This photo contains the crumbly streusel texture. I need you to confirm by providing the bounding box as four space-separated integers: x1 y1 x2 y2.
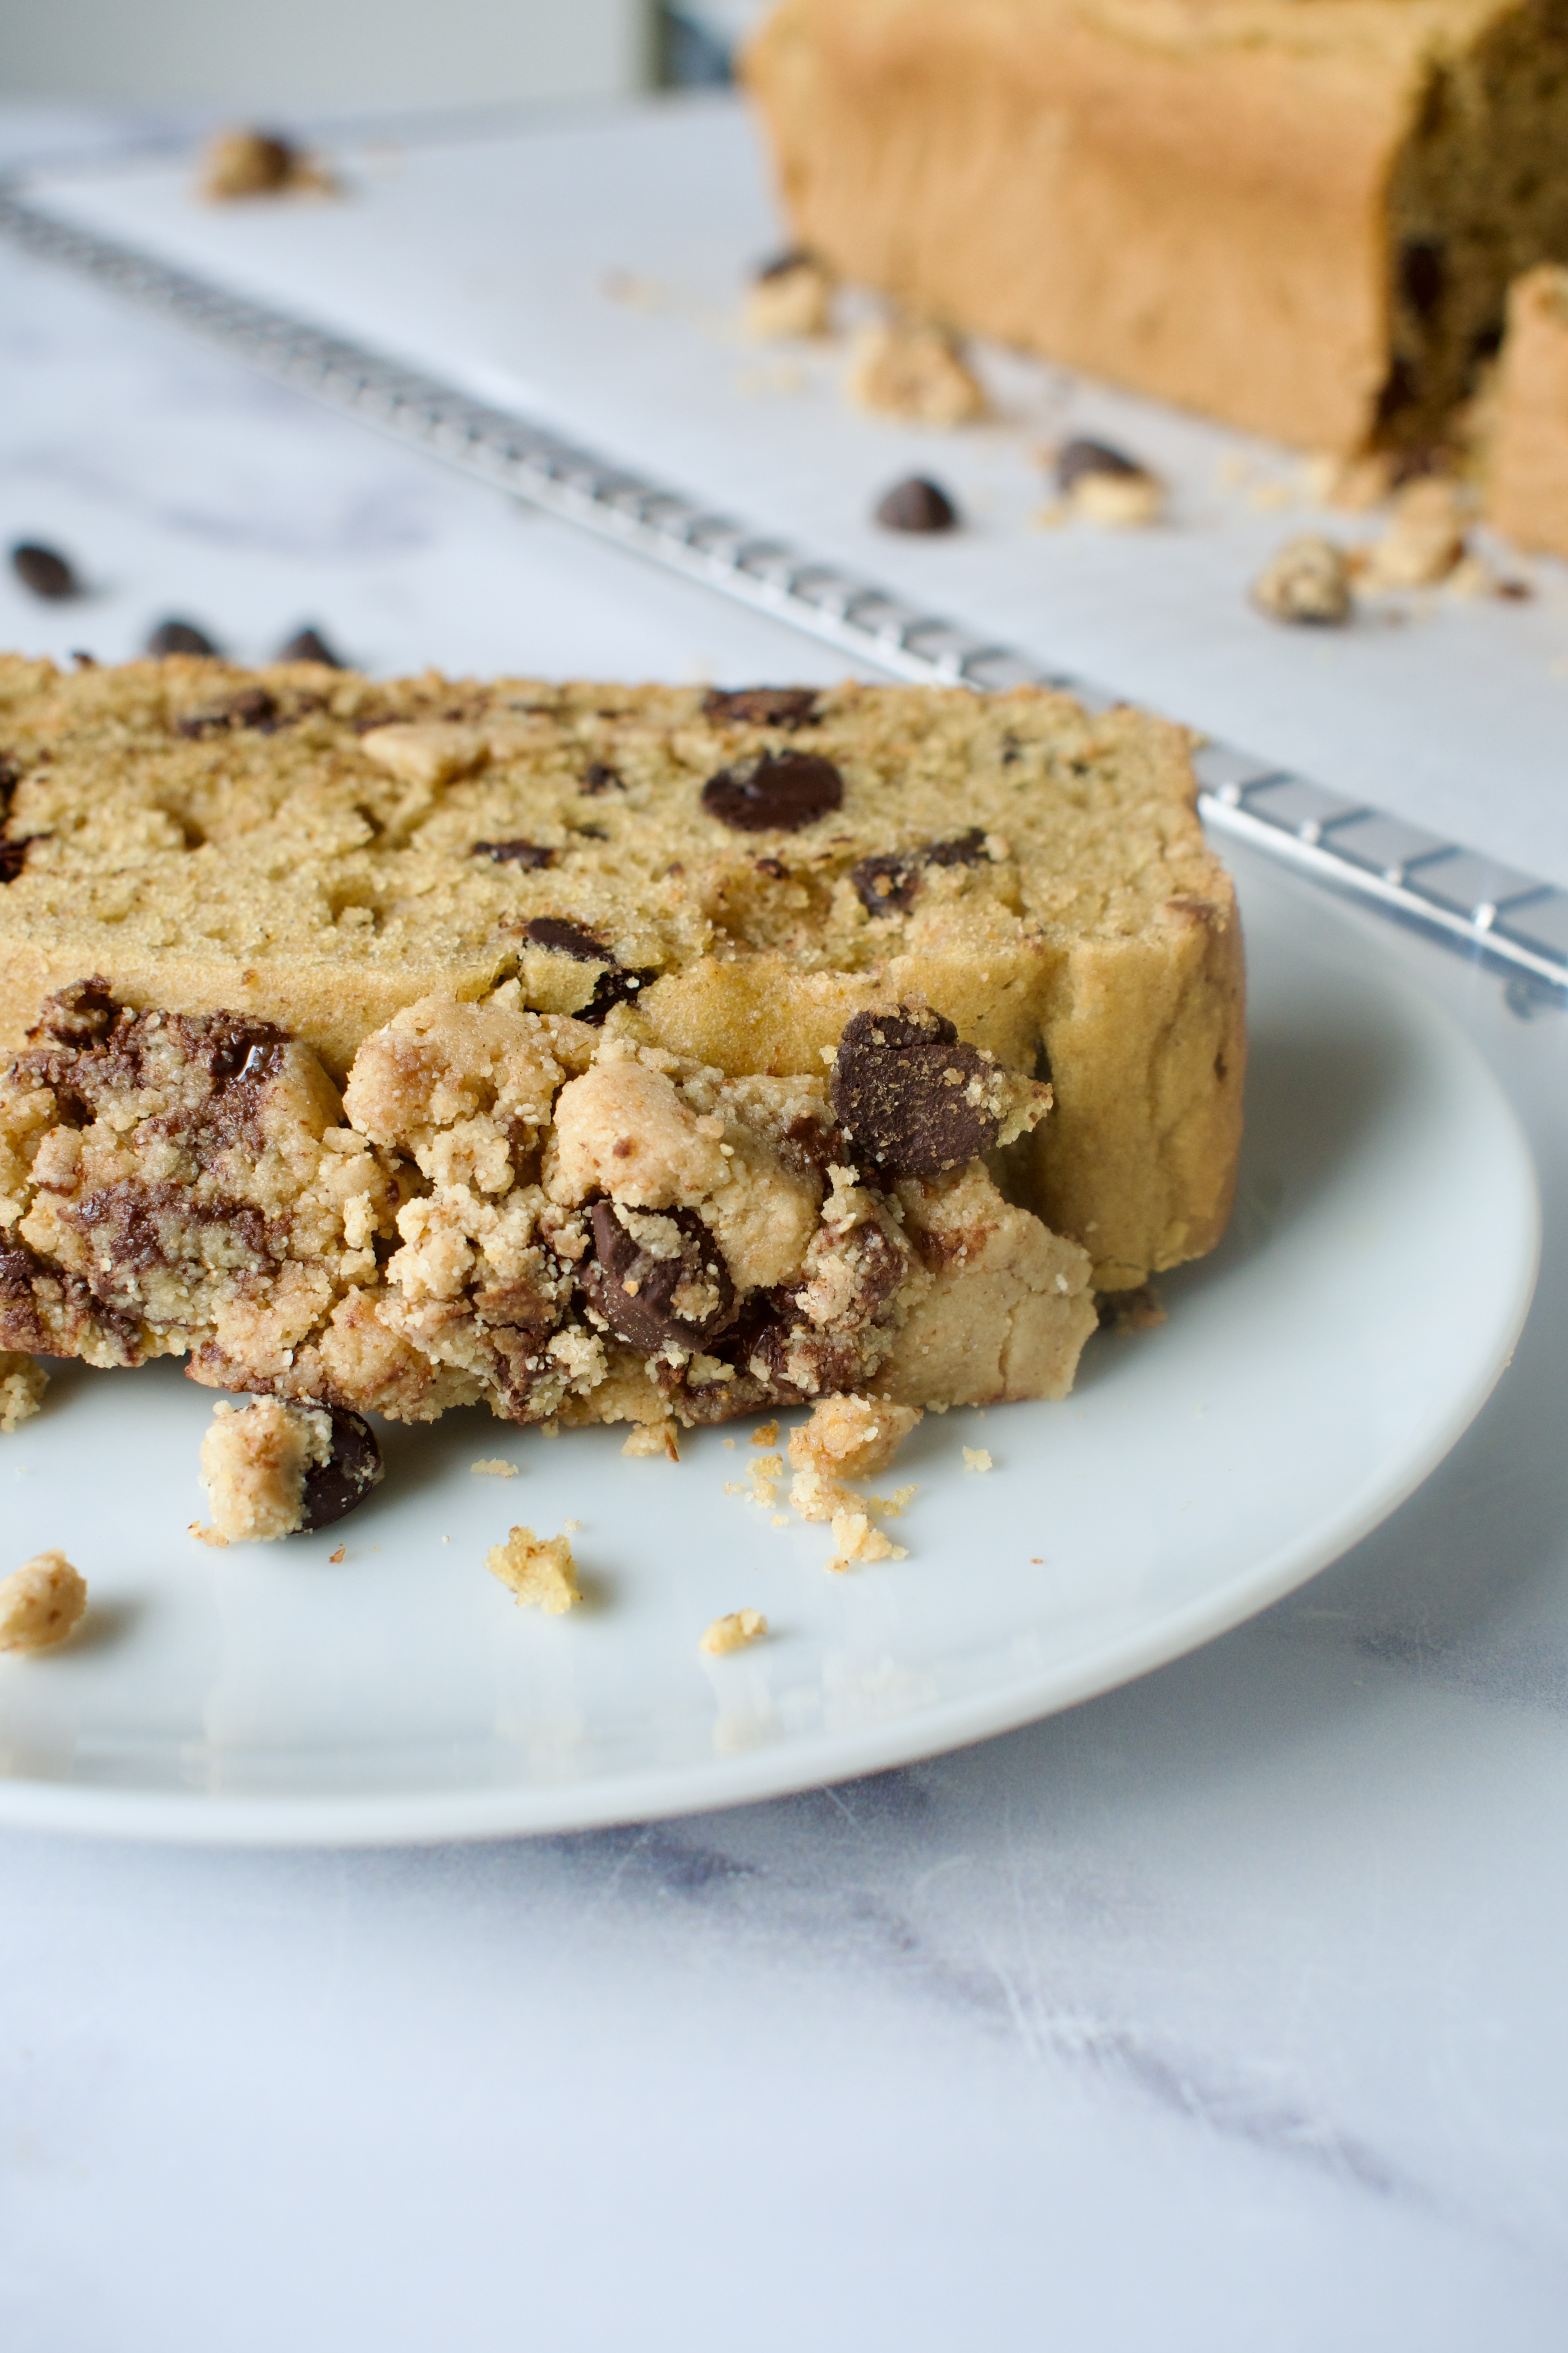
0 1349 46 1430
0 657 1243 1291
0 1549 87 1653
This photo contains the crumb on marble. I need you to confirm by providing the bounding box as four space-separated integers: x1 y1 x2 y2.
0 1549 88 1654
751 1420 780 1448
700 1607 768 1656
789 1395 922 1484
485 1525 581 1615
328 1544 346 1564
471 1457 518 1478
963 1448 994 1472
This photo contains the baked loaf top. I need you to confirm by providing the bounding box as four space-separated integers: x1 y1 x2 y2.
745 0 1568 453
0 656 1243 1286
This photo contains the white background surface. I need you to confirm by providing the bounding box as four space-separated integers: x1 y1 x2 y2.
4 99 1568 2351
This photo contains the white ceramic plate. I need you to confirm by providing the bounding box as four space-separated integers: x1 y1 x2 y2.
0 860 1538 1845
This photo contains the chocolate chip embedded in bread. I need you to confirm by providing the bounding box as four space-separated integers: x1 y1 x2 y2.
176 686 280 739
1398 239 1446 320
29 977 118 1047
851 850 921 917
702 749 843 834
831 1003 1008 1175
473 839 556 869
702 687 821 730
580 761 624 795
0 838 43 884
299 1407 384 1531
581 1202 736 1357
521 916 655 1022
277 625 343 668
1056 438 1144 491
147 618 219 659
874 477 958 533
11 543 80 601
924 828 987 869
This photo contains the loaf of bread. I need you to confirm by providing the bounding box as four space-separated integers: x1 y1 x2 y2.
1486 264 1568 553
744 0 1568 456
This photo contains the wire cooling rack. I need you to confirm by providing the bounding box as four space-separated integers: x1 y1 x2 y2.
3 181 1565 1002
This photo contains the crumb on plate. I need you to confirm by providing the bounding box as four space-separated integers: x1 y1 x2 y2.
485 1526 581 1616
0 1549 87 1655
700 1607 768 1656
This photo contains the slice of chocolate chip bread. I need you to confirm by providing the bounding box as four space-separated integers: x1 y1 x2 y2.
0 655 1243 1295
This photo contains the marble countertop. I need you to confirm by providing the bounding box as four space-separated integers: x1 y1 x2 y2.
3 103 1568 2353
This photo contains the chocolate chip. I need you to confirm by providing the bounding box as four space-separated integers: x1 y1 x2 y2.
299 1407 384 1532
756 249 815 283
1399 239 1445 319
874 477 958 533
11 543 81 601
472 839 556 869
702 749 843 834
30 977 118 1046
851 851 921 917
581 1202 736 1357
1374 359 1418 429
1056 438 1143 492
277 625 343 667
850 829 987 917
925 828 987 869
175 686 279 739
521 917 655 1022
831 1003 1006 1175
580 761 624 795
147 618 219 659
205 1019 290 1088
0 756 17 819
702 687 821 730
0 837 43 883
754 855 788 880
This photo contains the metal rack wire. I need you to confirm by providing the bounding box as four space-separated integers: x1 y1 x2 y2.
3 180 1565 999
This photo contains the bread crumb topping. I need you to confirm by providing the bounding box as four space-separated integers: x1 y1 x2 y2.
0 1548 87 1654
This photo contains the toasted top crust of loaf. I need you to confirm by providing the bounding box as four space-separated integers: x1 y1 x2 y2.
0 655 1221 1063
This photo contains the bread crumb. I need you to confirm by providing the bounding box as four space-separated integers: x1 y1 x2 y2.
189 1519 229 1548
622 1420 680 1460
744 254 833 340
751 1420 780 1447
788 1395 922 1482
485 1526 581 1616
1362 478 1469 589
1253 535 1353 626
0 1550 87 1654
963 1447 993 1472
471 1457 518 1478
1071 470 1164 527
328 1544 346 1564
0 1351 47 1431
748 1453 785 1508
865 1484 918 1518
200 1397 361 1544
563 1518 582 1534
828 1511 907 1573
847 319 986 426
700 1607 768 1656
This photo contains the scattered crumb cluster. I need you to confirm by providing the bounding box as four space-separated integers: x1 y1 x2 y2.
1253 469 1528 627
0 1350 47 1432
0 1550 88 1655
700 1608 768 1657
470 1458 518 1478
198 126 337 203
485 1525 581 1616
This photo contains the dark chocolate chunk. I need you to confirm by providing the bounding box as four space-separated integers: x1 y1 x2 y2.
755 249 816 283
1373 358 1418 429
30 977 118 1047
580 761 624 795
1469 321 1505 366
831 1003 1006 1175
521 917 655 1022
1056 438 1143 492
177 686 279 739
11 543 81 601
925 828 987 869
702 687 821 730
0 837 43 884
874 477 958 533
299 1407 384 1532
0 755 17 819
851 850 921 917
1399 239 1446 319
472 839 556 869
205 1019 290 1089
147 618 219 659
581 1202 736 1358
277 625 343 667
702 749 842 834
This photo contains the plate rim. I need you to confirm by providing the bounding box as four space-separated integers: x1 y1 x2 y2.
0 886 1541 1848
